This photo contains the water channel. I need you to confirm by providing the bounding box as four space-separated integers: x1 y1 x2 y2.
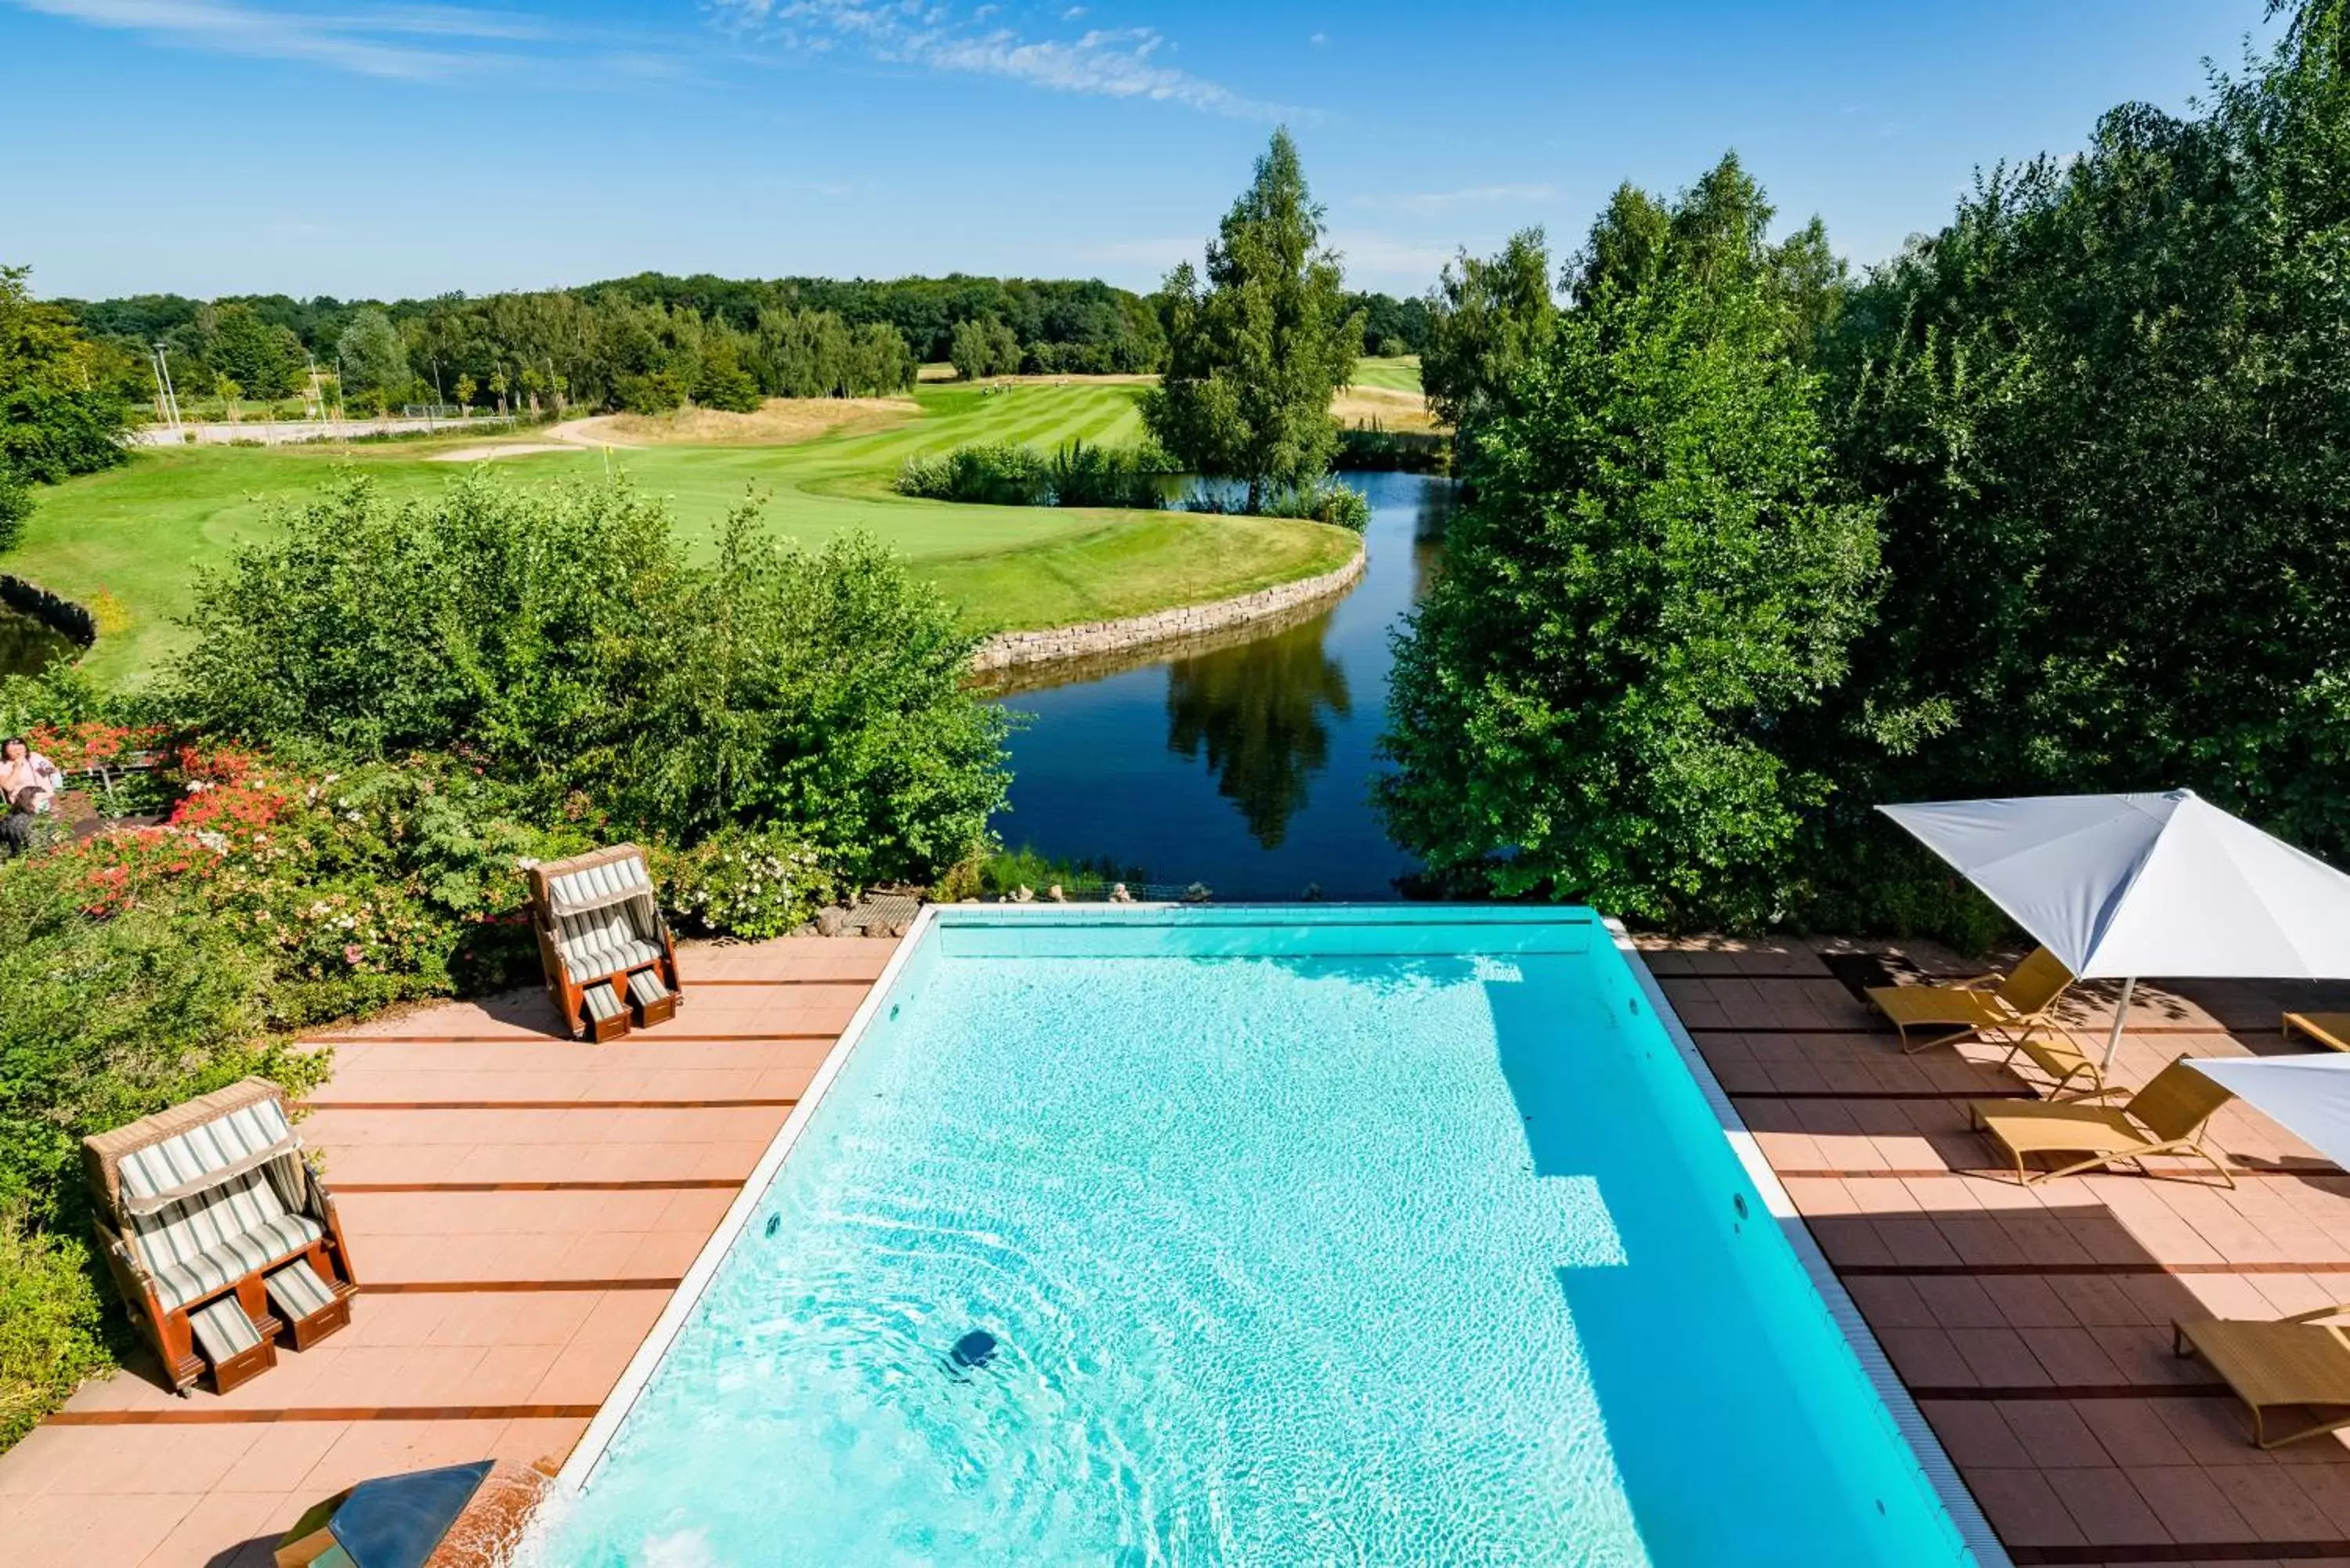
0 601 75 679
990 471 1453 900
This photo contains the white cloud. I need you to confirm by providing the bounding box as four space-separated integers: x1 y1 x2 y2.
9 0 530 78
711 1 1289 118
1352 182 1557 217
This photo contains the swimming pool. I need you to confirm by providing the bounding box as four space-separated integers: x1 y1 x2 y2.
533 907 1993 1566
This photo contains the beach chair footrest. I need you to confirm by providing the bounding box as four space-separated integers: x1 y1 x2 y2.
190 1296 275 1394
264 1259 350 1350
580 982 629 1042
627 968 676 1027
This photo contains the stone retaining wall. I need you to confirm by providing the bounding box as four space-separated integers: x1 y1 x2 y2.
971 541 1367 674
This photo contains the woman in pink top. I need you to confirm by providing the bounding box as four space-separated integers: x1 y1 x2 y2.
0 735 63 812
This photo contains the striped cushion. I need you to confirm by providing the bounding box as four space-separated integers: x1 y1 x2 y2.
582 983 623 1022
129 1162 324 1310
190 1297 262 1362
555 905 663 981
127 1165 287 1273
150 1213 324 1311
628 970 669 1005
265 1257 336 1321
117 1099 295 1212
548 854 653 915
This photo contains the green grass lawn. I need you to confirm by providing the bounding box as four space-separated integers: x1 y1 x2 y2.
1352 356 1423 393
13 380 1358 687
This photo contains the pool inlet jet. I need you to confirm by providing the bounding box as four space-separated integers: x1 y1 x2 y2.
945 1330 1000 1381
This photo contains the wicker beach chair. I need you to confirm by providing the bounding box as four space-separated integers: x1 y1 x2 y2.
527 844 682 1041
1866 945 2075 1054
84 1077 356 1394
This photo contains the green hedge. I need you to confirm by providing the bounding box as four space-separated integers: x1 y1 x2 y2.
895 439 1174 511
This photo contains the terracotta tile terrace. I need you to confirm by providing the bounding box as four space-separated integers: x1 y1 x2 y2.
14 922 2350 1565
0 935 900 1567
1644 937 2350 1568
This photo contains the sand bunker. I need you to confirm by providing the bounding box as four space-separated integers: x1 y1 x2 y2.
427 442 580 463
1332 383 1439 432
548 397 916 449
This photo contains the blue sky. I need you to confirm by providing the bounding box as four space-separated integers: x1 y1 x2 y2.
0 1 2287 302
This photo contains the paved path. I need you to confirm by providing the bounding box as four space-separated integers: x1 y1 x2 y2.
0 937 898 1566
1643 937 2350 1567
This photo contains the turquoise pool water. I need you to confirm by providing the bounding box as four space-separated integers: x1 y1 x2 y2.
536 908 1978 1566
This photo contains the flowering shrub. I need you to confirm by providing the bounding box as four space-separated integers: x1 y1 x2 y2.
166 776 287 847
233 878 454 1021
174 740 266 790
660 826 839 941
20 720 170 772
29 750 599 1028
54 826 223 916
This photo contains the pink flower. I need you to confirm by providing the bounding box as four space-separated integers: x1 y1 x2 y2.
343 943 364 966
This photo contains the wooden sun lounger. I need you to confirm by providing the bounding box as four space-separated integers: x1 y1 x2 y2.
2284 1012 2350 1053
1866 945 2075 1055
1970 1057 2235 1187
2000 1026 2107 1100
2176 1305 2350 1447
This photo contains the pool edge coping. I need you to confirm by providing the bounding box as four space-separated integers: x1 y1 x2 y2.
555 905 944 1494
1607 920 2012 1568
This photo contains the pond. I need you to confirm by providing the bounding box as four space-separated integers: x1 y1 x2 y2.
990 471 1452 899
0 600 76 679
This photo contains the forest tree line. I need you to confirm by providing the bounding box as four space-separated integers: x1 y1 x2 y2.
56 272 1433 418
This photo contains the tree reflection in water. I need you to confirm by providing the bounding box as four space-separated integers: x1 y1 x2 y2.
1164 614 1351 848
0 605 73 678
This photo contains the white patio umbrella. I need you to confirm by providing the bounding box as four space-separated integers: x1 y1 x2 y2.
1880 789 2350 1071
2187 1055 2350 1169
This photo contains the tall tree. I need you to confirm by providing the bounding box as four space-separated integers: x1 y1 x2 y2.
1380 178 1878 927
1573 183 1673 302
949 315 1019 380
1419 228 1557 463
334 309 409 410
202 303 302 400
0 263 132 502
1143 130 1365 512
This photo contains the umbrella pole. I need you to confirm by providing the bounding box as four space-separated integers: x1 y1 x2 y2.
2100 975 2137 1073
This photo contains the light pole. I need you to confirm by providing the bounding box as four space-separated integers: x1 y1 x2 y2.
153 342 183 431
